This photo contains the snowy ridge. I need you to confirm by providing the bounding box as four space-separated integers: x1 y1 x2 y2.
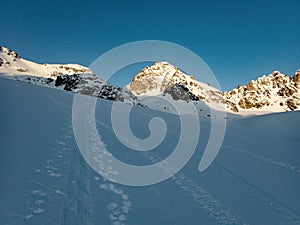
126 62 300 114
0 46 91 78
0 46 141 106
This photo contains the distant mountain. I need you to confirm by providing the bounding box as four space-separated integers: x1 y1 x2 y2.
1 46 299 113
126 62 300 113
0 46 140 105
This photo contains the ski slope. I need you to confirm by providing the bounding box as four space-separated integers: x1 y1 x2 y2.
0 77 299 225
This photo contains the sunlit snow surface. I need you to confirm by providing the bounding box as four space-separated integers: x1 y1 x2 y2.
0 77 299 225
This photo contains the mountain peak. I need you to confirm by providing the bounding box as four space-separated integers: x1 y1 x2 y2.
292 69 300 84
126 61 220 102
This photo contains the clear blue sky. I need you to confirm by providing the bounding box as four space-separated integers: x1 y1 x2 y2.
1 0 299 91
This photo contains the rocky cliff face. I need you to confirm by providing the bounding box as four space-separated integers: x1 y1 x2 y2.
54 74 140 104
224 70 300 112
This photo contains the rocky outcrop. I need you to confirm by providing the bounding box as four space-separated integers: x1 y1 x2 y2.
163 83 200 102
54 73 140 104
293 69 300 85
224 70 300 112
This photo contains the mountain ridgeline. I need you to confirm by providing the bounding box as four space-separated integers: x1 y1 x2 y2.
0 46 140 105
1 46 299 113
126 62 300 113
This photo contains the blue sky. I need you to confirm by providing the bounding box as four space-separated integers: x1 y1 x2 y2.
1 0 299 91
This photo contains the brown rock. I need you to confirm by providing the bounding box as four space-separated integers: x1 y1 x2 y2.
287 99 298 111
292 70 300 84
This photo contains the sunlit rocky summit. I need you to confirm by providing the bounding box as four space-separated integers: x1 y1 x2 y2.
126 62 223 104
126 61 300 113
224 70 300 112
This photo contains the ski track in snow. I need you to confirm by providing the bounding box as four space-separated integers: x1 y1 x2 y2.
96 122 300 225
61 140 95 225
216 162 300 224
143 152 246 225
42 96 95 224
12 122 73 224
223 145 300 175
145 147 300 225
171 172 246 225
94 112 244 224
197 140 300 224
16 93 298 224
86 114 132 225
10 117 129 225
197 138 300 176
47 94 72 109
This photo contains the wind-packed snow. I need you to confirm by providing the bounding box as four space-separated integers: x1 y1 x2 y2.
0 77 299 225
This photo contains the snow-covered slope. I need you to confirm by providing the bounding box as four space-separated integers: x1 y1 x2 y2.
0 46 91 78
0 46 140 105
126 62 300 114
1 77 299 225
